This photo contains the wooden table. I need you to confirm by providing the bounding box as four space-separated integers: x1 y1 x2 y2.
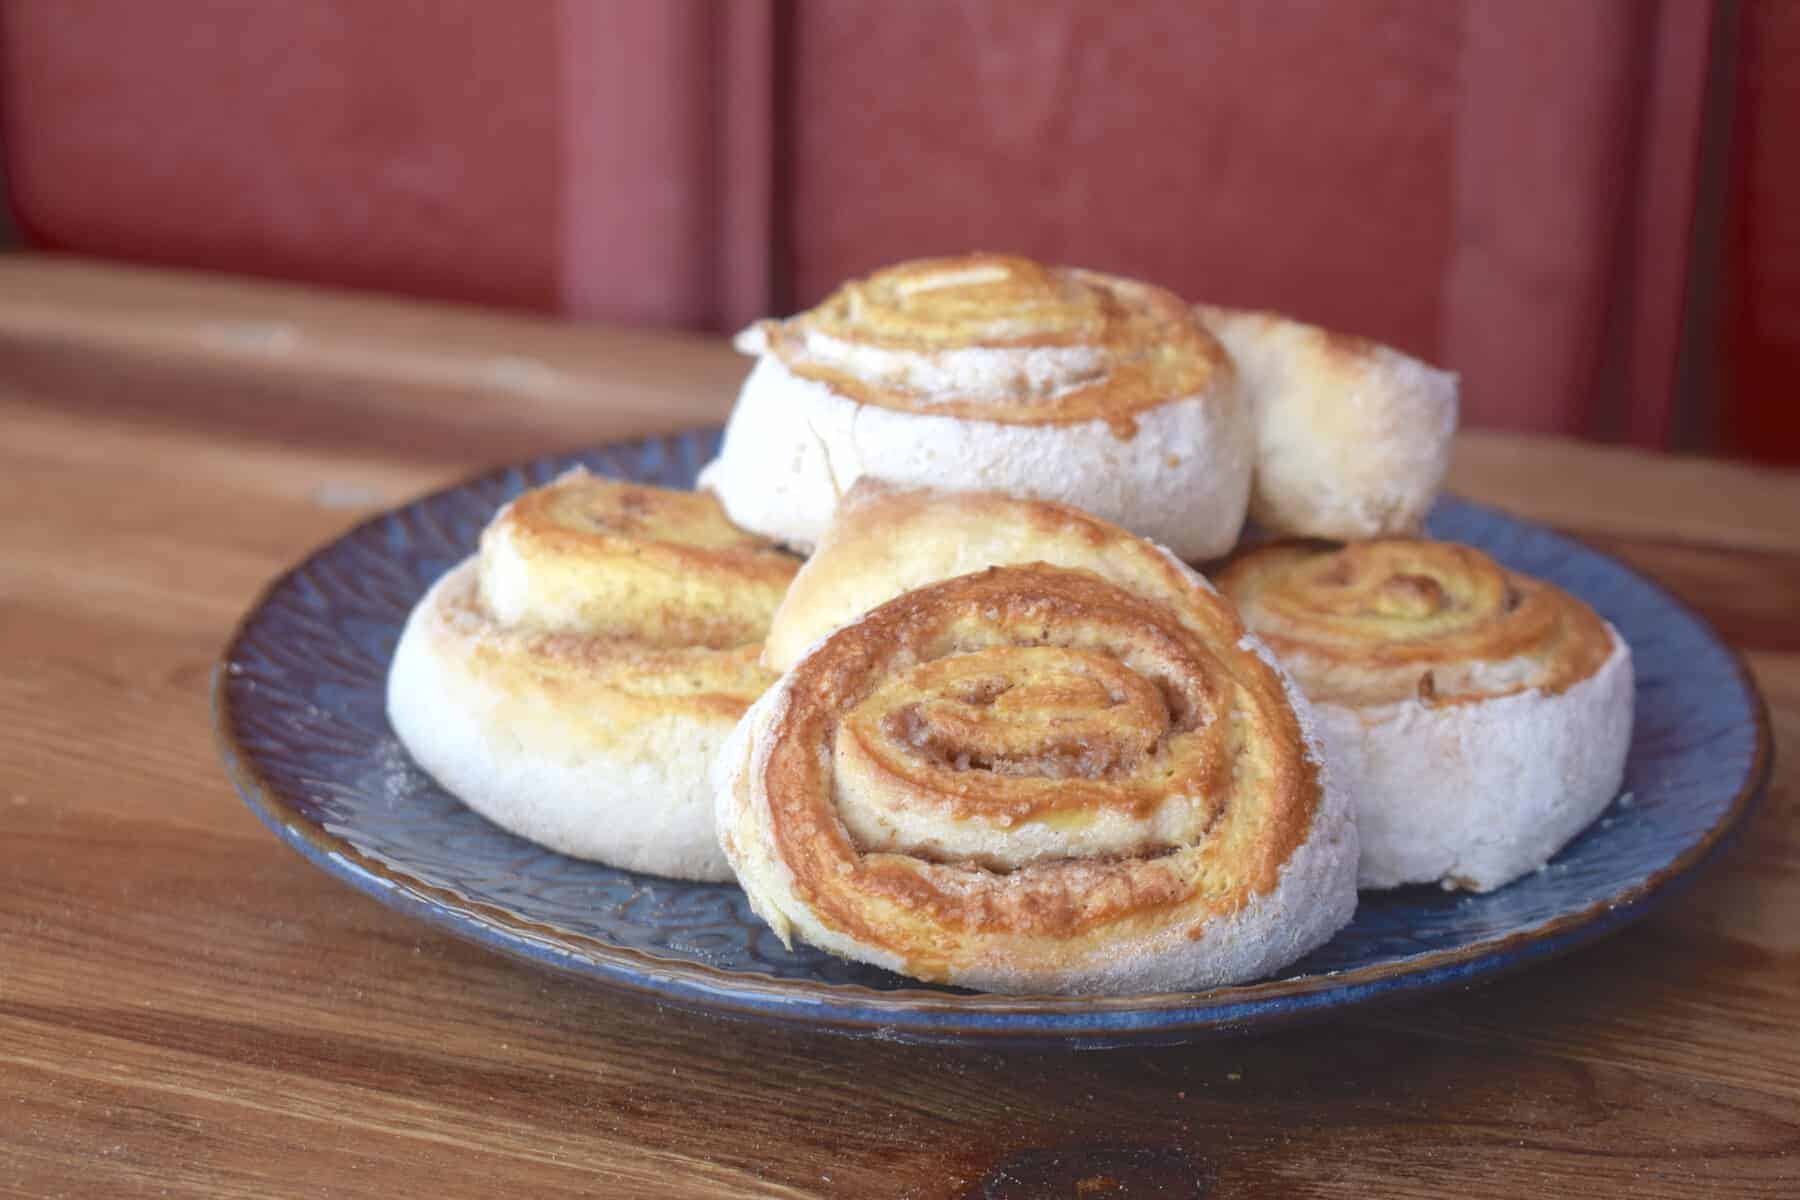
2 256 1795 1198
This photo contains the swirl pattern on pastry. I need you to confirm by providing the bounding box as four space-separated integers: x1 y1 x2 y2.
1217 539 1613 706
1218 539 1634 892
717 553 1357 995
760 254 1221 432
388 470 799 881
698 254 1252 558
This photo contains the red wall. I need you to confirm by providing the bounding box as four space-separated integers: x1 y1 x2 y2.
782 0 1705 441
2 0 1791 458
787 2 1459 361
0 0 768 329
1725 0 1800 463
2 1 564 311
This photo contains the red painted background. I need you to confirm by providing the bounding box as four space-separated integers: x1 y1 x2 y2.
1723 0 1800 461
1 1 1793 459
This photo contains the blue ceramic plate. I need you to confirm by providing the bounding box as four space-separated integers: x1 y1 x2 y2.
214 431 1770 1047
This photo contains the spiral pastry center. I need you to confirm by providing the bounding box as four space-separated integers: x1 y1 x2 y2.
1366 573 1449 620
1220 540 1611 706
751 254 1227 434
764 566 1292 877
870 647 1172 781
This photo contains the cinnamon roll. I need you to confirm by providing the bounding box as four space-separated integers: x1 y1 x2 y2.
1194 305 1458 541
1218 539 1633 892
700 254 1253 559
387 469 799 881
716 500 1356 995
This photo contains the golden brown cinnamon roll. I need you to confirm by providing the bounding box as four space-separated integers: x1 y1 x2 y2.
1218 539 1634 892
715 489 1355 995
387 469 799 881
700 254 1252 559
1194 305 1458 541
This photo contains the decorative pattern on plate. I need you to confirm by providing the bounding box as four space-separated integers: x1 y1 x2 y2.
214 430 1770 1045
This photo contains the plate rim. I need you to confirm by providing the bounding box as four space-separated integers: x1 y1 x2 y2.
212 440 1775 1045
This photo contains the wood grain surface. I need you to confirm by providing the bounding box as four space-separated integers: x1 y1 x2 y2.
1 256 1795 1198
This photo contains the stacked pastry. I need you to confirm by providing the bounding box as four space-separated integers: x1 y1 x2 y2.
699 253 1252 559
386 250 1636 996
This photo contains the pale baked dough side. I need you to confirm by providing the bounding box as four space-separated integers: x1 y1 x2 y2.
699 352 1252 560
764 479 1234 674
1317 630 1635 892
388 560 744 882
1216 538 1633 893
1196 305 1457 540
